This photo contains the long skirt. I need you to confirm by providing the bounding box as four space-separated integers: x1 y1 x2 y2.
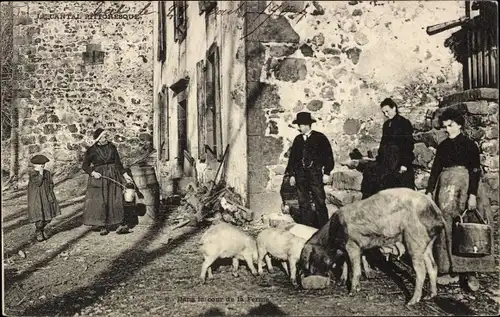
83 164 125 227
432 166 495 274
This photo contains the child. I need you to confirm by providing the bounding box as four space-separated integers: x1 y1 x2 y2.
27 154 60 242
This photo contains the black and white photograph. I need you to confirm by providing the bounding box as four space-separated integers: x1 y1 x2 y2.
1 1 499 316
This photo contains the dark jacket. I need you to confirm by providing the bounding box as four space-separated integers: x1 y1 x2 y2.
377 114 415 170
285 130 334 176
27 170 60 222
426 133 481 196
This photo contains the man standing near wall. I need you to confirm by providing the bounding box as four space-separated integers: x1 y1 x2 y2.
284 112 334 229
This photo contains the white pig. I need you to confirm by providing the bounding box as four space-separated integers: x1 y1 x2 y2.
256 228 307 286
199 222 258 283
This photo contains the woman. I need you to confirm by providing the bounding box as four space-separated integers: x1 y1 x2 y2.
426 108 495 291
82 128 134 235
361 98 415 199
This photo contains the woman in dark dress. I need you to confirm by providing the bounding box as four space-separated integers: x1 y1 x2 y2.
361 98 415 199
426 108 495 292
82 128 134 235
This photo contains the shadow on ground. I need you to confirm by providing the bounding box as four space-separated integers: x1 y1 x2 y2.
20 209 202 316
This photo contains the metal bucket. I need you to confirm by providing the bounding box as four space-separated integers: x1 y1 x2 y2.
452 208 492 257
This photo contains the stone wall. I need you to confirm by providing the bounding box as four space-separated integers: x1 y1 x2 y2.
245 0 465 213
10 1 154 184
331 88 499 211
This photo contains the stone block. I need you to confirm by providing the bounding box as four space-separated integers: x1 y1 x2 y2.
274 58 307 82
484 126 499 140
354 32 369 46
268 44 298 57
325 189 362 207
439 88 499 108
346 47 361 65
311 1 325 15
323 47 341 55
483 173 499 205
300 44 314 57
414 171 430 190
481 155 499 171
282 1 305 13
248 136 283 193
331 170 363 191
464 126 485 141
463 101 490 115
311 33 325 46
481 140 499 156
413 143 435 168
488 102 499 115
246 42 266 81
247 82 281 110
244 13 300 43
307 100 323 111
343 118 361 135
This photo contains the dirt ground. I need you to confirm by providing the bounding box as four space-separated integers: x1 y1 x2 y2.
2 177 500 316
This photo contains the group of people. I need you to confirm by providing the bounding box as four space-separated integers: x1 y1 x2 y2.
27 97 493 292
27 127 136 241
283 98 494 292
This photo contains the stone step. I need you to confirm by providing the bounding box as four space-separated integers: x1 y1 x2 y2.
438 88 498 108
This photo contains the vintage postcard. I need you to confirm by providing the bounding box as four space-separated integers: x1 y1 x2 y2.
2 1 499 316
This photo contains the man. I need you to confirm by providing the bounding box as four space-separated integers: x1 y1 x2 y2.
284 112 334 229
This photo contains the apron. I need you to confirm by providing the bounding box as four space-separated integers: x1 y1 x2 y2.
432 166 495 273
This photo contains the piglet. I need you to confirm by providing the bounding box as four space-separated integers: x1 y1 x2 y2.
199 222 258 283
256 228 307 286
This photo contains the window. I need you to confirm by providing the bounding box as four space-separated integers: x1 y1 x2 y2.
169 78 190 171
204 44 223 161
83 44 104 65
198 1 216 14
173 1 187 43
158 1 167 62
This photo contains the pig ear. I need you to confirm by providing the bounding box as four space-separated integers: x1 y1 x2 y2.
329 213 347 248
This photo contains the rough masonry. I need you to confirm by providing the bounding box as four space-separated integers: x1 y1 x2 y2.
9 1 154 184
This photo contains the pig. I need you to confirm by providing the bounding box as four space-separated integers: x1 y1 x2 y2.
256 228 307 286
282 223 373 284
199 222 258 283
299 188 452 306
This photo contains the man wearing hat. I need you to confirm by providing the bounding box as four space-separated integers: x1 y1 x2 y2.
28 154 60 241
82 128 134 235
284 112 335 229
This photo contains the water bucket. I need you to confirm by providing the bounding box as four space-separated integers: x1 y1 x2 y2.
130 165 160 225
452 208 492 257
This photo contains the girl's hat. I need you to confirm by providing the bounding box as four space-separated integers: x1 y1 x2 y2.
31 154 49 164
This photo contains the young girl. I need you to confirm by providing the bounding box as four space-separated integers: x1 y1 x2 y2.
27 154 60 242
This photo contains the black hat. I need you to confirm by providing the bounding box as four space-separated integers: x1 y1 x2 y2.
93 128 105 140
292 112 316 125
31 154 49 164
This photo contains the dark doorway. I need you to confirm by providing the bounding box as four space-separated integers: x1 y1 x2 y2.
177 99 187 174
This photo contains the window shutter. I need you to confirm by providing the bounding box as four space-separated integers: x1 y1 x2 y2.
160 85 169 160
196 60 207 162
213 45 223 161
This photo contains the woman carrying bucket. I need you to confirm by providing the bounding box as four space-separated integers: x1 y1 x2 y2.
426 108 495 292
82 128 134 235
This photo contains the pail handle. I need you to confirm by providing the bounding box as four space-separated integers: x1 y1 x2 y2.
458 208 488 225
